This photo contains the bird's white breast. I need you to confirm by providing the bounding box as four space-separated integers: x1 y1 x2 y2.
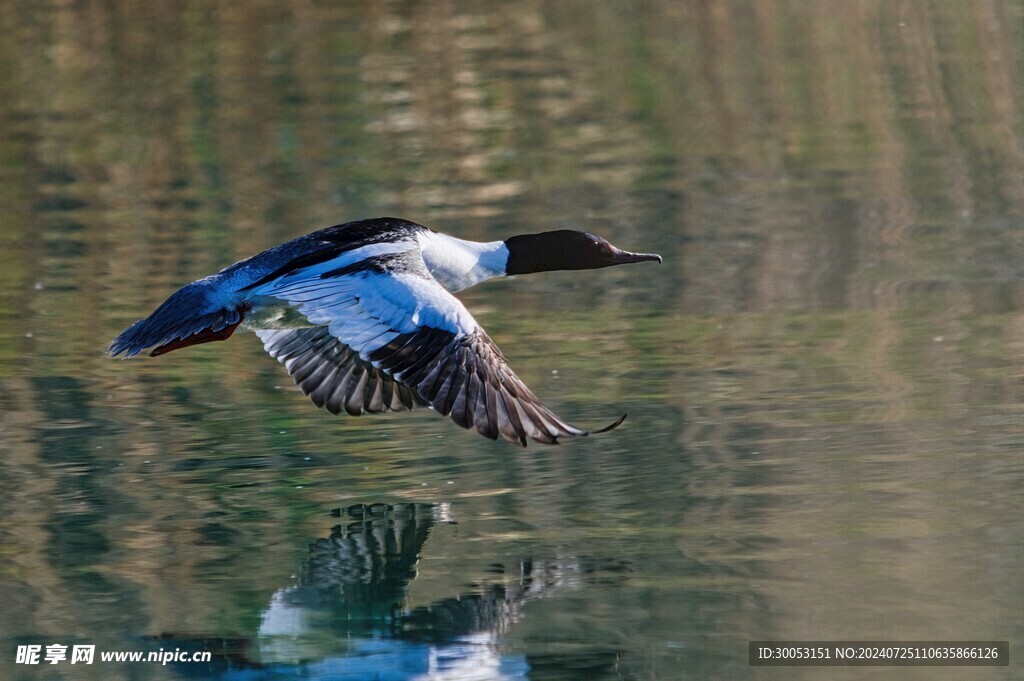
417 231 509 292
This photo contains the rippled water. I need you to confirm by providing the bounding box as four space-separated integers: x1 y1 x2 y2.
2 2 1024 680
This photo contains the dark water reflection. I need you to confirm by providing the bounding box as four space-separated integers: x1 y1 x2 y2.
3 1 1024 680
152 503 620 680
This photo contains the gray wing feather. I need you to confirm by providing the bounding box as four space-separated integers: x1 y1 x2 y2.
258 328 425 415
369 328 588 445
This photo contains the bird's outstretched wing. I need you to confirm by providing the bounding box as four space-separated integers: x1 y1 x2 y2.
252 250 613 445
257 327 426 415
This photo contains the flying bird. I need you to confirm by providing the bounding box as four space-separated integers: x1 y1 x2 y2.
108 217 661 445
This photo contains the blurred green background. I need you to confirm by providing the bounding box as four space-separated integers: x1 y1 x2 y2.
2 2 1024 679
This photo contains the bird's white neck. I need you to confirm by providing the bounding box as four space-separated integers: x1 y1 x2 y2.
417 231 509 292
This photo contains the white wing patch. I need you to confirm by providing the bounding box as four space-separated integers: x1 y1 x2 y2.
253 250 478 358
257 241 410 289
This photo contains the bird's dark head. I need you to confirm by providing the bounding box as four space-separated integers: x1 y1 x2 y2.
504 230 662 276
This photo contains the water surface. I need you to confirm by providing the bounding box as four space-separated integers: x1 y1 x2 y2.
2 2 1024 679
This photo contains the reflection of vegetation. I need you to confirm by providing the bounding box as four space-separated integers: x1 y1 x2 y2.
1 2 1023 679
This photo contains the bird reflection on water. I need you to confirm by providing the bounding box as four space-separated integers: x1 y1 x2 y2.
151 503 626 680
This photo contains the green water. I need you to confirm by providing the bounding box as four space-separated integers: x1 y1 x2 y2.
2 2 1024 679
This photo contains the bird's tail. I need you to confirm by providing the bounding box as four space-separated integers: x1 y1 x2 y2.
107 281 243 358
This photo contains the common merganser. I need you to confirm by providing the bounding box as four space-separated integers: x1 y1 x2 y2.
108 217 661 445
